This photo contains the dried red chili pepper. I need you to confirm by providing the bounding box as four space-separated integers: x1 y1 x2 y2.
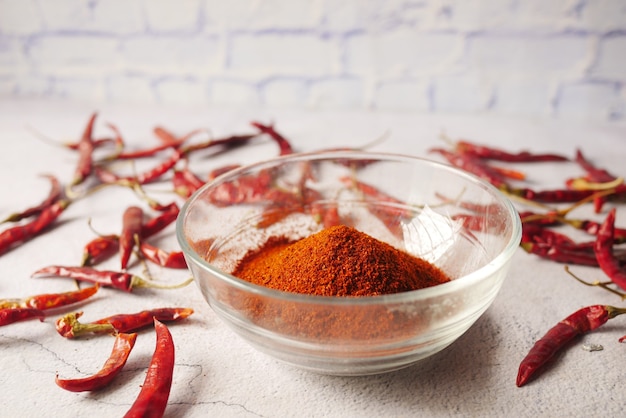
139 242 187 269
180 134 257 155
55 332 137 392
429 148 510 188
32 265 193 293
0 307 45 326
0 286 98 310
0 199 70 256
70 112 97 187
82 234 119 266
96 149 182 186
520 242 599 267
123 319 174 418
1 174 61 224
120 206 144 270
55 307 193 338
140 204 180 237
517 305 626 387
594 208 626 291
207 164 241 181
454 140 569 162
172 166 205 198
206 169 274 206
504 187 597 203
251 121 294 155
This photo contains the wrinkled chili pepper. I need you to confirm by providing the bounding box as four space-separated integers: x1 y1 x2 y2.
180 133 258 155
1 174 62 224
251 121 294 155
82 234 119 266
55 307 193 338
206 169 274 206
207 164 241 181
0 199 70 256
123 319 174 418
32 265 193 293
172 166 205 198
120 206 144 270
96 149 182 186
0 286 98 310
454 140 569 162
504 187 597 203
0 307 45 326
139 242 187 269
594 208 626 291
55 332 137 392
429 148 510 188
520 242 600 267
517 305 626 387
70 112 97 187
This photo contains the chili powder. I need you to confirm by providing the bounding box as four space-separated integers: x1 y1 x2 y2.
233 225 450 296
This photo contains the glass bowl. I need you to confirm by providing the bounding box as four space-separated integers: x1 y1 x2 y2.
177 151 521 376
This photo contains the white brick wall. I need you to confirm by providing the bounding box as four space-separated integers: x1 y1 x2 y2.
0 0 625 120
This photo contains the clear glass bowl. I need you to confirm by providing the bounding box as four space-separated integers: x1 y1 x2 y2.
177 151 521 376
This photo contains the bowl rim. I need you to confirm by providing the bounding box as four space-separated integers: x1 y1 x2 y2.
176 150 522 305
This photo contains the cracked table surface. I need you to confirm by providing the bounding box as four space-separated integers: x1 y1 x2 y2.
1 99 625 418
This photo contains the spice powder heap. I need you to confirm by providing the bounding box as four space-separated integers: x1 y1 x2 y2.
233 225 450 296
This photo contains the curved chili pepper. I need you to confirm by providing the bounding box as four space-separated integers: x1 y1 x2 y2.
505 187 596 203
0 286 99 310
0 307 45 326
97 149 182 186
455 140 569 162
31 265 193 293
123 319 174 418
520 242 599 267
71 112 97 187
180 134 257 155
55 332 137 392
55 307 193 338
517 305 626 387
140 204 179 237
0 199 70 257
1 174 61 224
594 208 626 291
139 242 187 269
251 121 294 155
120 206 144 270
429 148 510 188
172 166 204 198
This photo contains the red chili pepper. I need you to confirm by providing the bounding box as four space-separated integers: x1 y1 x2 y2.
172 166 205 198
521 224 577 247
520 242 599 266
1 174 61 224
455 140 569 162
206 169 274 206
563 217 626 244
0 286 99 310
55 332 137 392
71 112 97 187
429 148 509 188
180 134 258 155
140 204 180 237
594 208 626 291
120 206 144 270
32 265 193 293
55 307 193 338
517 305 626 387
82 234 120 266
505 187 597 203
123 319 175 418
139 242 187 269
0 307 46 326
96 149 182 186
573 148 616 183
250 121 294 155
0 199 70 257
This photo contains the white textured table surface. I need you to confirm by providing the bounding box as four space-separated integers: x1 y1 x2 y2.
1 100 625 418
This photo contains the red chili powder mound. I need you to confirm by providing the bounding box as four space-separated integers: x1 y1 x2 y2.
233 225 450 296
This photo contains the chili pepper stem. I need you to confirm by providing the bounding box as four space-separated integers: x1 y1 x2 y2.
56 312 116 338
132 276 194 290
564 266 626 299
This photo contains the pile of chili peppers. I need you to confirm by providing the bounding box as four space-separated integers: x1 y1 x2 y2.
1 112 625 414
430 137 626 387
